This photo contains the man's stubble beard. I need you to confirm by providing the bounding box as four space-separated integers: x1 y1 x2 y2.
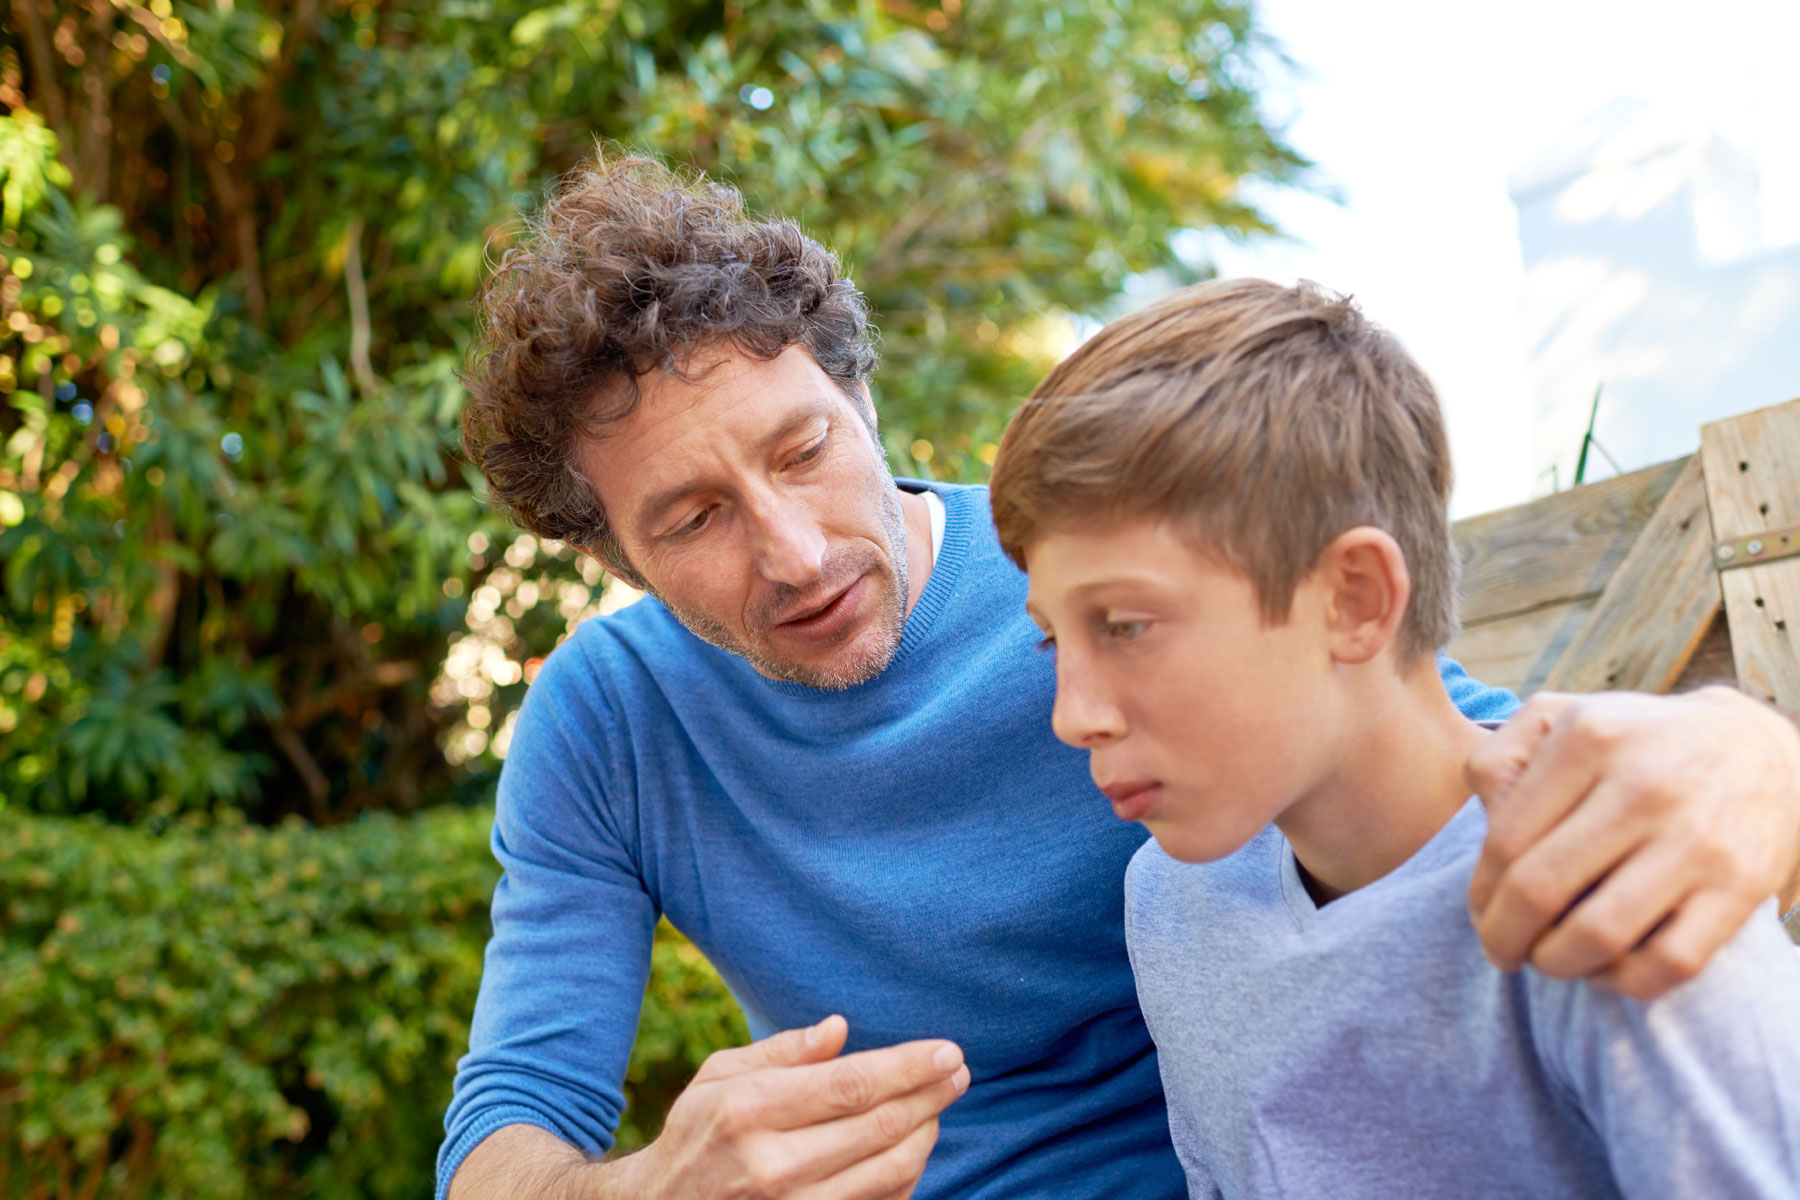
649 479 912 691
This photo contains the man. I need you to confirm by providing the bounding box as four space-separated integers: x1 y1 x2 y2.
440 155 1800 1200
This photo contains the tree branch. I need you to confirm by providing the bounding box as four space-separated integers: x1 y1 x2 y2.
344 216 377 394
9 0 71 148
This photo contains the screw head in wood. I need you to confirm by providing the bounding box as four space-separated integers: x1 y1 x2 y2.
1718 544 1736 562
1748 539 1765 555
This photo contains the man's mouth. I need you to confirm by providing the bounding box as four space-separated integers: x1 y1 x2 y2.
771 573 869 643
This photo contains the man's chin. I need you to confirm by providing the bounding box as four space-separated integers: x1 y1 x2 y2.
749 624 904 690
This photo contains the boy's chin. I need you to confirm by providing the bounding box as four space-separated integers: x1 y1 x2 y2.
1146 814 1265 864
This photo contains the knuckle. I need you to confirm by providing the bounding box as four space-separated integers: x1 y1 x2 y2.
715 1089 762 1138
746 1144 796 1198
1482 826 1528 867
830 1060 877 1111
1568 913 1629 961
1605 962 1657 1002
886 1137 934 1193
1652 941 1706 985
1566 711 1618 755
1627 773 1683 818
1519 692 1561 723
869 1099 912 1145
1505 861 1565 923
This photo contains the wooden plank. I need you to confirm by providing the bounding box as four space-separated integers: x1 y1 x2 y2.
1700 398 1800 716
1448 597 1598 697
1452 457 1687 627
1542 455 1721 693
1671 611 1738 693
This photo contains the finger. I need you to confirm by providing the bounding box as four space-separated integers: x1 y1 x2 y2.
1466 693 1570 912
1523 828 1693 978
1468 694 1601 923
793 1112 942 1200
752 1039 966 1130
760 1066 968 1188
694 1014 848 1084
1471 777 1651 971
1595 888 1758 1001
1464 691 1569 806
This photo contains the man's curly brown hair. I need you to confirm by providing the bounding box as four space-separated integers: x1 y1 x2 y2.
461 153 879 579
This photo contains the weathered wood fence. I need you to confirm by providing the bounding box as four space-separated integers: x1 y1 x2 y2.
1448 395 1800 717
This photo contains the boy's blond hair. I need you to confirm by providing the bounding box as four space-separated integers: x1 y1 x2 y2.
990 278 1459 661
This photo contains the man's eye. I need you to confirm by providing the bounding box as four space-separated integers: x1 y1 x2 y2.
674 508 712 537
790 438 826 467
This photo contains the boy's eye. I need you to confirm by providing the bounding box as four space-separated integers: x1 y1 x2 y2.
1103 619 1148 642
1035 635 1057 653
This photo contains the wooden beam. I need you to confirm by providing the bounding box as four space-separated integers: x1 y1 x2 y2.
1700 397 1800 716
1542 455 1721 694
1453 457 1686 628
1671 612 1737 694
1447 597 1597 697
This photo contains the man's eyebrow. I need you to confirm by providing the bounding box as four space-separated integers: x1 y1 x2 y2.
631 404 831 535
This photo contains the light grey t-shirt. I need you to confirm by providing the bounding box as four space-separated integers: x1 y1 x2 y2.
1125 797 1800 1199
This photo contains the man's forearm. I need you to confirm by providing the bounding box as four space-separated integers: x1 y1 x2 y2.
448 1124 653 1200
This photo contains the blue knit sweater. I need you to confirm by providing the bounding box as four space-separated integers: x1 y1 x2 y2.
438 481 1518 1199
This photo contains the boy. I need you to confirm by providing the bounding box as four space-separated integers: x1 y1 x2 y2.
987 278 1800 1197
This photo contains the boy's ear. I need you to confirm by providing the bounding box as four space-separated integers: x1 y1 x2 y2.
1319 527 1410 666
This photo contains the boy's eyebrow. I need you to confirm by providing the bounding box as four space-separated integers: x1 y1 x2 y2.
1061 573 1174 600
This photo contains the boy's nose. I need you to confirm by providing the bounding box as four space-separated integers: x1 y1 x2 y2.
1051 659 1127 748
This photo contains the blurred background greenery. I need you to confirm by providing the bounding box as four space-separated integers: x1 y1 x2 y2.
0 0 1299 1194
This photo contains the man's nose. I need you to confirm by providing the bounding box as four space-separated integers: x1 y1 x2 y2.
1050 654 1127 749
747 493 827 587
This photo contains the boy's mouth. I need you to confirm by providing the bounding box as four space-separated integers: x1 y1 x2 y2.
1097 780 1162 822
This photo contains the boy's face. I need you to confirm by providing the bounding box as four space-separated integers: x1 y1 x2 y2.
1025 519 1342 862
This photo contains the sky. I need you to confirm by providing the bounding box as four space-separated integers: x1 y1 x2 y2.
1196 0 1800 517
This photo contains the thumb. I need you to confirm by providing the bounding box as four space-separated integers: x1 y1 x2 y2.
694 1014 848 1083
1466 692 1572 916
1466 691 1569 810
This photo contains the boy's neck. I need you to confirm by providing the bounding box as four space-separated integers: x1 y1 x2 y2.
1277 659 1490 906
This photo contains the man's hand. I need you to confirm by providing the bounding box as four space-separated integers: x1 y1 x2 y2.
613 1013 968 1200
451 1015 969 1200
1466 687 1800 1001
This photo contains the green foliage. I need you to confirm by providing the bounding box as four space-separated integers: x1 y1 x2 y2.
0 0 1299 819
0 807 747 1198
1 1 1295 1188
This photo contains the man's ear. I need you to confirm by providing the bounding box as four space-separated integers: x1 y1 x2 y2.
1318 526 1410 666
577 544 641 590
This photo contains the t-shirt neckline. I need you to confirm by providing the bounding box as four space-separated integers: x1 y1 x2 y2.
758 479 975 699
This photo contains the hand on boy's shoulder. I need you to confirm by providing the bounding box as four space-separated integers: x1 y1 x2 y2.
1463 687 1800 1000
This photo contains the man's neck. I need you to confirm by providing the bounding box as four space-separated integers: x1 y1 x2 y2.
1276 663 1490 905
898 485 934 617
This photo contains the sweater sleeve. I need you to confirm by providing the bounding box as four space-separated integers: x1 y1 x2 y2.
1436 652 1521 722
436 641 658 1200
1526 900 1800 1199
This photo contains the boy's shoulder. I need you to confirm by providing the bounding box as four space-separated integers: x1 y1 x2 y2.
1522 895 1800 1073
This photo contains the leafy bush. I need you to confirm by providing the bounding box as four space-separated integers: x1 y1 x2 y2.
0 0 1300 821
0 808 747 1199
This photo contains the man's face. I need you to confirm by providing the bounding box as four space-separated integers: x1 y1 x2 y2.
575 345 909 689
1024 519 1339 862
